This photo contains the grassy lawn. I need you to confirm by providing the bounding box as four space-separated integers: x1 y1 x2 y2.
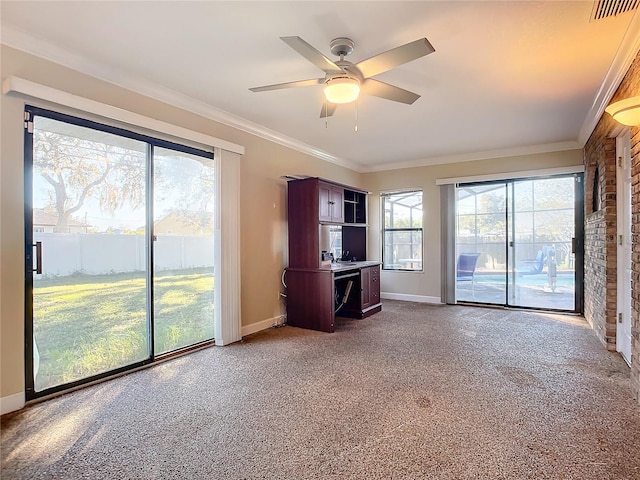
33 268 214 391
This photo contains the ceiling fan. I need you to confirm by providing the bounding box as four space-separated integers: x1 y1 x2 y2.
249 36 435 118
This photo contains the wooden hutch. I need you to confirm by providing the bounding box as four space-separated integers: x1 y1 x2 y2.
285 177 382 332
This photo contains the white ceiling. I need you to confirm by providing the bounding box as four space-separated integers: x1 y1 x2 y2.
1 1 639 172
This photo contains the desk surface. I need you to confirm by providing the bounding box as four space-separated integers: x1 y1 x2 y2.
287 261 381 274
329 261 381 272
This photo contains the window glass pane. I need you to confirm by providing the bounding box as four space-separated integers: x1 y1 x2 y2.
514 181 533 211
384 231 423 270
153 147 215 355
533 177 574 210
383 191 423 228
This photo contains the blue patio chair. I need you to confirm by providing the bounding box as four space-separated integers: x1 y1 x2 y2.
518 250 545 275
457 253 481 283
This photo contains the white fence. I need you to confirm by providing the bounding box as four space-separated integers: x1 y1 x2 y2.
34 233 214 277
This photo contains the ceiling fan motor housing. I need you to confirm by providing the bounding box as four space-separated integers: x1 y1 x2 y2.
330 38 355 57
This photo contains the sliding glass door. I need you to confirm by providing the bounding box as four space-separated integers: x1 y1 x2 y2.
455 174 582 312
25 107 215 398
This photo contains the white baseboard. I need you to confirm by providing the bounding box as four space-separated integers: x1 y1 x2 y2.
1 392 25 415
241 315 285 337
381 292 443 304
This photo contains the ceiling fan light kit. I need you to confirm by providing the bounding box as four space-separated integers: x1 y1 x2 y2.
249 35 435 119
605 96 640 126
324 77 360 104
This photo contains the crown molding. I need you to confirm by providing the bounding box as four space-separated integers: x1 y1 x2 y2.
435 164 585 186
1 26 362 172
578 8 640 146
362 141 581 173
4 19 632 173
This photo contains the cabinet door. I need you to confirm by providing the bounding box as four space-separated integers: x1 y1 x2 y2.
319 182 344 223
318 182 332 222
329 187 344 223
361 266 380 310
361 266 372 309
286 270 335 332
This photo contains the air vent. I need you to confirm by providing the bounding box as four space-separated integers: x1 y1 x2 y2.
591 0 639 21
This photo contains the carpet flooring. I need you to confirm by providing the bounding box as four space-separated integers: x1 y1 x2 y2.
2 300 640 479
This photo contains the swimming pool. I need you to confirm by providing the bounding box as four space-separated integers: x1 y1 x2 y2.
472 272 575 288
457 272 576 310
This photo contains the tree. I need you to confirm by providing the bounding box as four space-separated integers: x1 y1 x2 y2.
153 152 215 233
34 125 216 235
34 129 146 233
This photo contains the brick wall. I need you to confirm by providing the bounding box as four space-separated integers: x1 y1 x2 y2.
584 129 617 350
584 49 640 402
632 129 640 401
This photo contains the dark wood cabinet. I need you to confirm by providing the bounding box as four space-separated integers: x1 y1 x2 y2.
288 177 366 268
286 177 381 332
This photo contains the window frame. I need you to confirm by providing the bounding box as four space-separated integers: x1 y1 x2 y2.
381 190 424 272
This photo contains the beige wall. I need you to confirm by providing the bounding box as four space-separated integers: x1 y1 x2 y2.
362 151 584 300
0 46 360 399
0 44 582 404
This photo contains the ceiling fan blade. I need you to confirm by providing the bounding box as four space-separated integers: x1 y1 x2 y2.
249 78 324 93
356 38 435 78
280 36 344 75
361 79 420 105
320 102 337 118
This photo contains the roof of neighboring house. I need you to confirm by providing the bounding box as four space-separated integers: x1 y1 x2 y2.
33 209 87 227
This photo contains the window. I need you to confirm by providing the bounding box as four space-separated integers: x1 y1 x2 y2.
382 190 423 271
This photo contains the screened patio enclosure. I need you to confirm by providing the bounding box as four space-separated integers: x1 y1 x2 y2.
455 175 582 312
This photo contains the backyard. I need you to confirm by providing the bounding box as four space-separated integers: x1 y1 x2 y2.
33 268 214 391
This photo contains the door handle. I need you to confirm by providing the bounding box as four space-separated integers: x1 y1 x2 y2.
33 241 42 275
571 238 576 254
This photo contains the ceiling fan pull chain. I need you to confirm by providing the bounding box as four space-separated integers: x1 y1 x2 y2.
354 98 358 133
325 98 329 128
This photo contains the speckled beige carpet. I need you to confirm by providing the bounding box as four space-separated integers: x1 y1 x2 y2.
2 300 640 479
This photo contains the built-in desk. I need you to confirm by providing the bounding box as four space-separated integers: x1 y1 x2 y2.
285 177 381 333
286 262 382 333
